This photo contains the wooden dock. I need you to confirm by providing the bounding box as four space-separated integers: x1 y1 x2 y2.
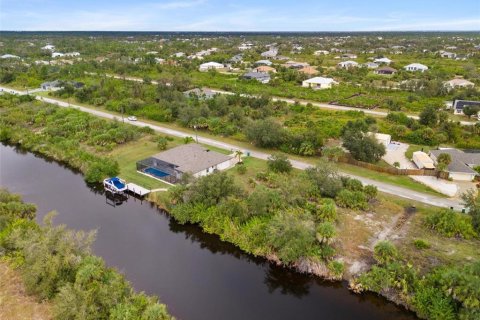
126 183 150 196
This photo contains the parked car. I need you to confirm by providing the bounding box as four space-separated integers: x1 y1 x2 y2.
127 116 137 121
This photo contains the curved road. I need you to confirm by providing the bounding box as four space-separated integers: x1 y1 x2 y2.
1 85 464 209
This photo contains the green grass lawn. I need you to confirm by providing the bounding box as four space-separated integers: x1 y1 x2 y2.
337 162 445 197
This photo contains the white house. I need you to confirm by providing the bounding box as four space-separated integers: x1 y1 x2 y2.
443 78 475 90
52 52 65 58
374 57 392 64
0 54 20 59
261 49 278 58
404 63 428 72
198 62 224 72
41 44 55 51
302 77 338 90
64 52 80 57
314 50 329 55
412 151 435 169
371 133 391 147
337 60 358 69
363 62 379 69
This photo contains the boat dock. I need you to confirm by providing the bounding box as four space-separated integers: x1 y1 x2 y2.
126 183 151 196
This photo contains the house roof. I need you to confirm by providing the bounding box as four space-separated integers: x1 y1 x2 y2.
255 60 272 66
243 72 270 80
298 66 318 75
430 149 480 174
413 151 435 169
376 66 397 73
304 76 336 84
453 100 480 110
444 79 474 87
404 63 428 69
151 144 232 174
255 66 276 73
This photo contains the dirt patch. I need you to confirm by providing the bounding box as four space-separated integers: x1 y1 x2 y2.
0 261 52 320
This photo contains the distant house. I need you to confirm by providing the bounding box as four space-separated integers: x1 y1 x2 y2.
41 80 63 91
374 57 392 64
412 151 435 169
341 53 357 59
375 66 397 75
52 52 65 58
255 60 273 66
404 63 428 72
41 44 55 51
452 100 480 116
443 78 475 90
154 57 165 64
228 54 243 63
430 149 480 181
254 65 276 73
363 62 379 69
298 66 318 76
337 60 358 69
136 144 237 183
302 76 338 90
439 51 457 59
172 52 185 58
238 43 253 51
0 54 20 59
261 49 278 58
183 88 217 99
283 61 309 69
199 62 224 72
242 72 270 84
314 50 329 55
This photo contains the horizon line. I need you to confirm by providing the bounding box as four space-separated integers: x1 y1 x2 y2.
1 30 480 33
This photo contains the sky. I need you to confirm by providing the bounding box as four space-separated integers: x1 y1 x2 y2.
1 0 479 31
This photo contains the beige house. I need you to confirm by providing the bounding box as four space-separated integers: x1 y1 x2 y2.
254 65 276 73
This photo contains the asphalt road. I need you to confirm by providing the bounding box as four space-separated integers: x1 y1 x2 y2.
0 85 465 210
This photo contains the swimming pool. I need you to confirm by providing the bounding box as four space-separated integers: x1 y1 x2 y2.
144 167 170 178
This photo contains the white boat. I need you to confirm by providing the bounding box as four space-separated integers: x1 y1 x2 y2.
103 177 127 193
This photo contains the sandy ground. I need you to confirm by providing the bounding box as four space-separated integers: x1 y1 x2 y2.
0 262 51 320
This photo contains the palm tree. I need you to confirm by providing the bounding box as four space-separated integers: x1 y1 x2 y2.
235 150 243 163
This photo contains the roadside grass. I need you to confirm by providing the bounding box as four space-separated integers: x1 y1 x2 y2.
337 162 445 197
405 144 432 160
229 156 269 190
0 261 52 320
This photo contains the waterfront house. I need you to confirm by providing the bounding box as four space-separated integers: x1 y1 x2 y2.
136 144 237 183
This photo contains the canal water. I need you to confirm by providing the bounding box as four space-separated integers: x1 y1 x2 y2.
0 144 417 320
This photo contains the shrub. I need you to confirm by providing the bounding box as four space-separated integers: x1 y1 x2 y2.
267 153 292 173
373 240 398 265
424 209 477 239
236 164 247 175
363 185 378 200
413 239 431 250
317 199 337 222
327 260 345 280
335 189 368 210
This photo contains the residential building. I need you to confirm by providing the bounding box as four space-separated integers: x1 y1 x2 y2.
0 54 20 59
452 100 480 116
374 57 392 64
254 66 276 73
430 149 480 181
337 60 358 69
372 133 391 147
136 144 237 183
363 62 379 69
298 66 318 76
314 50 329 55
302 76 338 90
283 61 309 69
404 63 428 72
41 80 63 91
242 72 271 84
255 60 272 66
439 50 457 59
375 66 397 75
198 62 224 72
183 88 217 99
261 49 278 58
341 53 357 59
443 78 475 90
41 44 55 51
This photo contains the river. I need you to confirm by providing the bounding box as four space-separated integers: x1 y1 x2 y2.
0 144 417 320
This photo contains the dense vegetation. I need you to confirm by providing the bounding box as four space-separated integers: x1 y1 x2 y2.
0 189 173 320
0 94 152 182
163 158 378 279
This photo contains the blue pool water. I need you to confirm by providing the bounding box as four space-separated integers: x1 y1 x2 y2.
145 167 169 178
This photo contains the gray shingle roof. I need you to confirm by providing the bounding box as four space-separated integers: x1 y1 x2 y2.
430 149 480 174
151 144 232 174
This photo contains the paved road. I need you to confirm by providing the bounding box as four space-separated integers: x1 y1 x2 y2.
92 73 477 126
1 85 465 209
